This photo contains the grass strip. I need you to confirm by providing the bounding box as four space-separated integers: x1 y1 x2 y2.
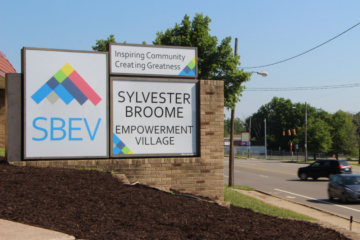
224 184 254 191
0 148 4 157
224 186 317 221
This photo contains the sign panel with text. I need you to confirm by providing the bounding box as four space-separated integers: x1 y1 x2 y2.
111 78 198 157
109 43 197 78
23 48 108 159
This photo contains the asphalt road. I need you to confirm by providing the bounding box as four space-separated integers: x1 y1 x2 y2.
223 157 360 221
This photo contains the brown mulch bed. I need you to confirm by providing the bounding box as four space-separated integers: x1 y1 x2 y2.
0 162 350 240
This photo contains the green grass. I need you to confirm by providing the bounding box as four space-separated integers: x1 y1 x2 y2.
224 184 255 191
0 148 5 157
224 154 249 159
224 186 317 221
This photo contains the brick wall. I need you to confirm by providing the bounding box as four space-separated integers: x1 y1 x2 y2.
0 89 5 148
9 80 224 200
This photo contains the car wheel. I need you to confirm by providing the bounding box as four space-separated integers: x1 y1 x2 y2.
312 177 318 181
341 193 347 203
328 173 334 180
300 173 308 181
328 190 333 200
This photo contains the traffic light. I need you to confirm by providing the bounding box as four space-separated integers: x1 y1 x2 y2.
288 129 291 136
293 129 296 135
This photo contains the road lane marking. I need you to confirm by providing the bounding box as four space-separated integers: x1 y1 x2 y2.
224 162 297 176
260 175 269 178
286 196 296 199
274 188 360 213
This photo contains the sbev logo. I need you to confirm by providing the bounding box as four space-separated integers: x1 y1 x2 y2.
24 48 108 159
32 63 101 106
31 63 102 142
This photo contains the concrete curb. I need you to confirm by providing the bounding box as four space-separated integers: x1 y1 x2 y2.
232 189 360 240
255 189 360 224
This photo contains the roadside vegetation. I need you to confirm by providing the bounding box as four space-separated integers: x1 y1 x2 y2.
0 148 4 157
224 185 317 221
225 97 360 162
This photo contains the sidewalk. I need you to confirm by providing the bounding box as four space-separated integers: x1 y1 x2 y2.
0 219 75 240
235 189 360 240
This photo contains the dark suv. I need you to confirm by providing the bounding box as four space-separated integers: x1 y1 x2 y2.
297 160 352 180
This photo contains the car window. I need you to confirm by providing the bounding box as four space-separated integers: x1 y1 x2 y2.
323 161 330 166
339 161 349 166
332 175 340 182
311 162 320 167
344 176 360 185
330 161 338 166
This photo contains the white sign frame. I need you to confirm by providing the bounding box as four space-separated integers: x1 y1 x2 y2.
108 43 197 78
110 77 199 158
23 48 109 159
241 132 250 142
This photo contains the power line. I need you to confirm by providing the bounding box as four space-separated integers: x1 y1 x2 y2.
239 21 360 69
245 83 360 91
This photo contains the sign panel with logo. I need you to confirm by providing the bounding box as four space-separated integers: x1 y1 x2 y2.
23 48 108 159
108 43 197 78
111 77 198 157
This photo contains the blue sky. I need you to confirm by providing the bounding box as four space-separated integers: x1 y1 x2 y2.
1 0 359 120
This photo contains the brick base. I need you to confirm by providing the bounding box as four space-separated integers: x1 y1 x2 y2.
9 80 225 200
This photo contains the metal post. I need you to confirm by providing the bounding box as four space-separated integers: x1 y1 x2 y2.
264 118 267 160
297 149 299 162
248 117 251 158
228 38 238 187
305 102 308 162
229 109 235 186
233 150 235 186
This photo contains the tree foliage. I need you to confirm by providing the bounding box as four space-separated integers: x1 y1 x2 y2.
241 97 359 157
224 117 244 137
92 35 137 51
296 117 332 159
246 97 321 151
153 13 251 109
330 110 357 158
353 112 360 162
92 35 116 52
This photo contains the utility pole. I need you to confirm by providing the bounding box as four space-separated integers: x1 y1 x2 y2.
305 102 308 162
248 117 251 158
264 118 267 160
228 38 238 187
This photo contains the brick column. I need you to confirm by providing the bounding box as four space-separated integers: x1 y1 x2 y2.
199 80 224 199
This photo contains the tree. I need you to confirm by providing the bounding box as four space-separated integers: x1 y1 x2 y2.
92 35 116 51
246 97 321 151
224 117 244 137
353 112 360 163
154 13 251 187
330 110 357 159
296 117 332 160
153 13 251 109
92 35 133 51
